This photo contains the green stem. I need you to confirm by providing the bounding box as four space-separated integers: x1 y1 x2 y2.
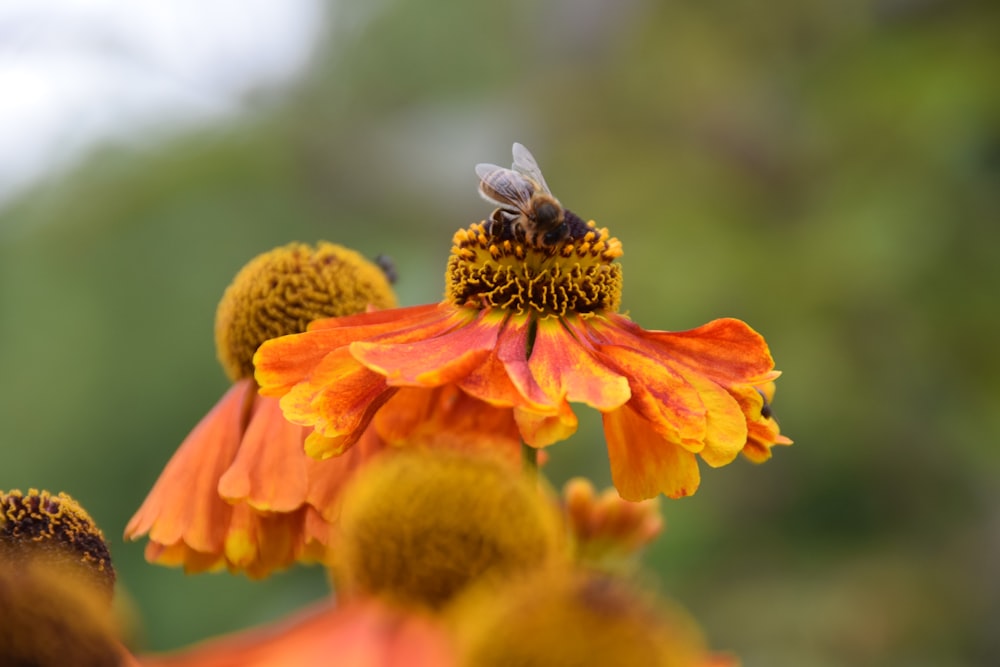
521 442 538 478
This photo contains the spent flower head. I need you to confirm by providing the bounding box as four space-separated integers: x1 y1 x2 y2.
126 242 399 577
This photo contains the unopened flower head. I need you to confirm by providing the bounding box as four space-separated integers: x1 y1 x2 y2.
333 449 564 609
255 144 789 500
126 242 398 578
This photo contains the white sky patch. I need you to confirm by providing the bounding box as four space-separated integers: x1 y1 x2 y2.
0 0 325 209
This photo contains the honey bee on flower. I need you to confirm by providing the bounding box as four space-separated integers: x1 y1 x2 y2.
476 142 569 248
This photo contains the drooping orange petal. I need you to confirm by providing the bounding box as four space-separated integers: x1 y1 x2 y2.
603 405 702 501
514 400 578 448
530 316 631 411
125 379 253 554
140 599 456 667
350 308 494 386
218 395 312 513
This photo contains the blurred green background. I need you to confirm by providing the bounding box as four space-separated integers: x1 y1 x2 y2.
2 1 998 665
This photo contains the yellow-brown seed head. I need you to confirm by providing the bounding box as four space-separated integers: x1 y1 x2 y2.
0 489 115 602
215 242 398 381
332 449 564 610
455 567 714 667
445 213 623 318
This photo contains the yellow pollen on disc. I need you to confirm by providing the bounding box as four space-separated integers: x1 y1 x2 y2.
445 218 623 317
0 489 115 601
215 242 398 381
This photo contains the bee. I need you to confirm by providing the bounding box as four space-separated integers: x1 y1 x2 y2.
475 143 568 247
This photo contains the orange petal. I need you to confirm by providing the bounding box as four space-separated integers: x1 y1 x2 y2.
596 344 707 446
529 316 631 411
603 406 702 501
495 314 561 409
731 384 792 463
350 309 494 386
125 379 254 553
373 386 522 461
307 303 444 331
218 394 312 512
514 401 578 447
674 370 746 467
280 348 395 453
632 316 777 384
140 599 456 667
254 305 446 397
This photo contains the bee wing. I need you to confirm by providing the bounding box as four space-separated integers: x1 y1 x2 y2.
475 162 506 181
475 163 535 209
511 142 551 194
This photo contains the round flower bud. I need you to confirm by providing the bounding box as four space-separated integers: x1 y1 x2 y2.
333 450 564 609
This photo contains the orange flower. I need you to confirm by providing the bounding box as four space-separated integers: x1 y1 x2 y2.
255 144 789 501
139 599 455 667
125 243 398 577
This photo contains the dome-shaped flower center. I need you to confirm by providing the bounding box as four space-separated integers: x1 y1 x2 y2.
215 242 398 381
0 489 115 600
445 211 623 318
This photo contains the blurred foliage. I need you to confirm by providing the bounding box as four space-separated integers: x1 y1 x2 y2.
2 0 998 664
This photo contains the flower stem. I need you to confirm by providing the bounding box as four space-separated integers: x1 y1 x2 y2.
521 443 538 478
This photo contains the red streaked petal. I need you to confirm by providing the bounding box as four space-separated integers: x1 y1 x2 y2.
350 309 495 386
603 406 701 501
596 344 707 446
254 305 452 397
633 316 776 384
529 317 631 411
496 315 559 409
307 303 444 331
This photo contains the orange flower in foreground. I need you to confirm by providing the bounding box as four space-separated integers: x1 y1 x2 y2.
256 144 790 500
140 599 455 667
125 243 398 577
